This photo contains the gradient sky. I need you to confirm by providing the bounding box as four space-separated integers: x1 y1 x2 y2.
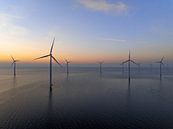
0 0 173 64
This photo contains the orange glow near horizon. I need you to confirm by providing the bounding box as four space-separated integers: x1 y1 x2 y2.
0 38 173 64
0 51 126 64
1 49 173 64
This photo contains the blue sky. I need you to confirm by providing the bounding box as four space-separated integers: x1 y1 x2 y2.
0 0 173 64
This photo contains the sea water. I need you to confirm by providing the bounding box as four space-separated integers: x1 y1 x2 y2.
0 66 173 129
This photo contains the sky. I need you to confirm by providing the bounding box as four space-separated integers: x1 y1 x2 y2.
0 0 173 64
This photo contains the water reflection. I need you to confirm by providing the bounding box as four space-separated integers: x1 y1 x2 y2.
48 90 53 112
159 79 162 90
13 76 17 88
150 78 164 100
158 79 164 101
46 90 53 127
66 73 69 81
127 81 131 108
99 72 102 79
127 80 131 114
128 80 131 97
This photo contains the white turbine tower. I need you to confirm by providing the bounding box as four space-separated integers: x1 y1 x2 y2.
98 61 103 75
34 38 62 91
122 51 138 82
11 56 19 77
156 57 164 80
65 59 70 75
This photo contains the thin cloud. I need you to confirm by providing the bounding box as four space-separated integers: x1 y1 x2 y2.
100 38 126 42
76 0 128 14
0 13 27 38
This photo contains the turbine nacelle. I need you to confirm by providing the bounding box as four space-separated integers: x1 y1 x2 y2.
11 56 20 63
122 51 138 65
122 59 138 65
11 56 20 66
156 56 164 65
34 38 62 68
34 54 62 67
98 61 104 65
65 59 70 64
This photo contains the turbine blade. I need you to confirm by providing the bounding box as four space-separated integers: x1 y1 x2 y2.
130 60 138 65
65 59 71 63
11 56 14 61
52 56 63 67
34 55 50 60
161 56 164 62
50 38 55 54
122 60 129 64
11 62 14 71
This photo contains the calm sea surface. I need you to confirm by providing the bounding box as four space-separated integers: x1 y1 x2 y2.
0 66 173 129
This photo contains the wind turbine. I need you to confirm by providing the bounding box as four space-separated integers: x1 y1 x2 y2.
11 56 19 76
156 57 164 80
122 51 138 82
98 61 103 75
65 59 70 75
34 38 62 91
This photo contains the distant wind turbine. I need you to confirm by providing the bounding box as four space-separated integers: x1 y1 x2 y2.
65 59 70 75
34 38 62 91
156 57 164 80
11 56 19 77
98 61 103 75
122 51 138 82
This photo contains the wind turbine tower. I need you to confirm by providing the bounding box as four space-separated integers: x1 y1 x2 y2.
65 59 70 75
11 56 19 77
122 51 138 82
156 57 164 80
34 38 62 91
